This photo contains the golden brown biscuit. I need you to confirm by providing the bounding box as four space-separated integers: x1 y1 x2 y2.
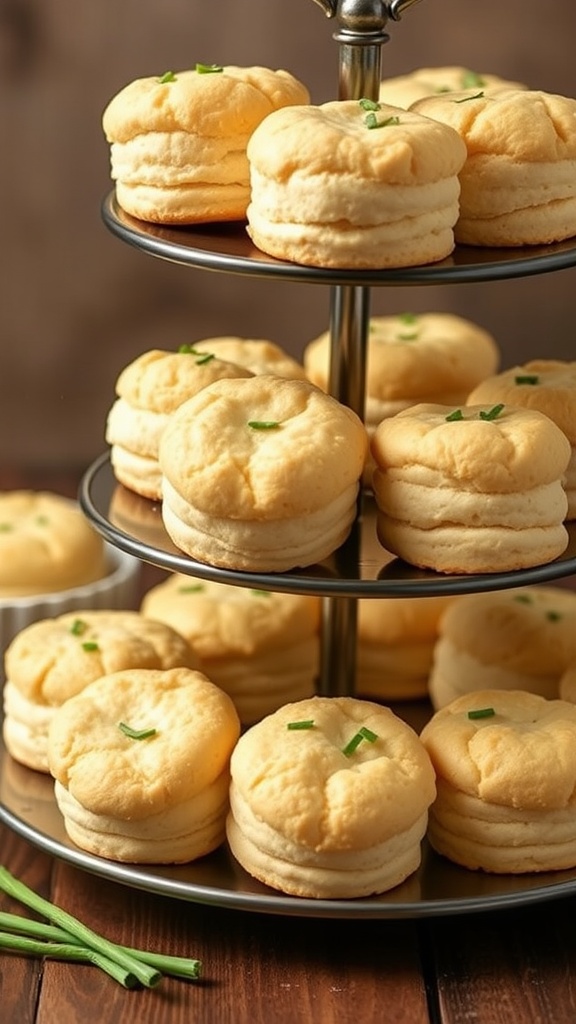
48 667 240 863
428 586 576 709
106 346 253 500
372 402 571 574
421 689 576 872
191 337 308 380
246 99 467 268
379 66 526 108
411 89 576 246
0 492 106 597
141 576 321 724
159 375 368 572
468 360 576 519
3 609 197 772
102 65 310 223
226 696 436 897
357 595 454 701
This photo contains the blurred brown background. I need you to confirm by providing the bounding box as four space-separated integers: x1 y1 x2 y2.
1 0 575 471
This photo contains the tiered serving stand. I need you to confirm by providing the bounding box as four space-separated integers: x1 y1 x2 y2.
4 0 576 918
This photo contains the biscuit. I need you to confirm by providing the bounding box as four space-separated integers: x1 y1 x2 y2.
379 66 526 108
420 689 576 872
48 666 240 863
102 65 310 224
0 491 106 597
428 586 576 709
3 609 197 771
357 595 454 701
246 99 467 268
371 402 571 573
191 337 308 381
411 89 576 246
141 575 321 724
468 360 576 519
159 375 368 572
226 696 436 897
106 346 253 499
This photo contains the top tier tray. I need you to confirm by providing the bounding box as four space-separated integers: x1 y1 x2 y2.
102 192 576 286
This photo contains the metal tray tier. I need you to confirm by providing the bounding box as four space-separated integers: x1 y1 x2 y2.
4 716 576 920
102 192 576 286
80 453 576 599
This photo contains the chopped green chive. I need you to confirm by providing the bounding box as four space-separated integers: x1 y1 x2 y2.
248 421 280 430
365 112 400 129
158 71 177 84
0 523 13 532
446 408 464 421
35 515 49 526
461 70 485 88
118 723 157 741
398 312 418 324
547 610 562 622
514 594 533 604
287 720 315 730
251 589 271 597
177 345 214 364
177 583 204 593
195 63 223 74
454 90 484 103
467 707 495 720
70 619 88 636
358 97 381 111
81 641 99 652
479 403 505 421
515 374 539 385
342 726 378 757
397 332 419 341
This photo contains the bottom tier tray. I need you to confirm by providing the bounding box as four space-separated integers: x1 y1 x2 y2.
3 717 576 920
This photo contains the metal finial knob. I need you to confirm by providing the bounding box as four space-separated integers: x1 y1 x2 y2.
310 0 423 24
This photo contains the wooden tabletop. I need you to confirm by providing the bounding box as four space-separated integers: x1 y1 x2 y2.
3 470 576 1022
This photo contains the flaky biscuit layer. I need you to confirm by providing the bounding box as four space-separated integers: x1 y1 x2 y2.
428 638 559 710
114 348 254 416
48 667 240 819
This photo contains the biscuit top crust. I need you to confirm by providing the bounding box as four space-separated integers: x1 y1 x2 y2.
371 402 571 492
141 576 320 659
191 337 308 381
230 696 436 851
436 587 576 676
102 66 310 143
0 491 106 596
358 595 454 646
411 89 576 162
5 610 197 706
379 66 527 107
468 360 576 442
305 313 499 400
246 100 467 184
48 667 241 818
159 376 368 518
420 689 576 810
114 348 253 414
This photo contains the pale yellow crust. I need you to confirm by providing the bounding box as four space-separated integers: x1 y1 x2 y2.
411 89 576 246
0 492 106 597
468 360 576 442
226 696 435 897
191 337 308 381
246 100 467 269
304 313 500 409
379 67 526 108
48 667 240 820
112 348 254 415
420 689 576 872
159 375 368 519
102 66 310 224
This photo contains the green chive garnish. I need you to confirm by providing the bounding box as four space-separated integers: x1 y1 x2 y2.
118 723 157 741
358 98 381 111
70 618 88 636
177 345 214 364
158 71 177 84
514 594 533 604
515 374 539 385
461 70 485 88
195 63 223 74
251 589 271 597
35 515 49 526
467 707 495 720
81 641 99 652
248 421 280 430
177 583 204 593
287 720 315 730
479 403 504 421
547 610 562 622
342 726 378 757
454 90 484 103
0 523 13 532
365 112 400 129
398 312 418 324
446 408 464 421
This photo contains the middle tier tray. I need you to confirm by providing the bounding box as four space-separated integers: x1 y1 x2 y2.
81 452 576 598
